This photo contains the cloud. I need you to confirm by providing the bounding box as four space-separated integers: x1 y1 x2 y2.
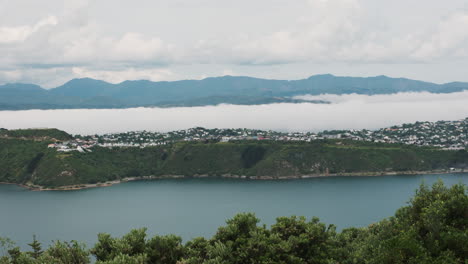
2 0 468 86
222 69 235 76
71 67 176 83
0 14 173 69
63 33 174 64
0 91 467 135
0 67 71 87
0 69 22 81
293 92 468 104
411 13 468 60
190 0 365 64
190 0 468 65
0 10 176 86
0 16 58 44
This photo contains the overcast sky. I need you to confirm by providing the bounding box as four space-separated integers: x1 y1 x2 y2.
1 0 468 87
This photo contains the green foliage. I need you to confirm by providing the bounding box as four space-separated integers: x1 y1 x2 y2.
453 149 468 166
0 237 14 258
96 253 147 264
1 129 71 141
0 138 51 184
146 235 185 264
335 181 468 264
1 136 466 187
27 236 42 259
39 241 89 264
1 239 89 264
184 237 209 263
26 154 44 174
241 145 266 168
91 229 184 264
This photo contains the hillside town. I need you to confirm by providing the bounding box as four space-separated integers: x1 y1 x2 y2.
49 118 468 152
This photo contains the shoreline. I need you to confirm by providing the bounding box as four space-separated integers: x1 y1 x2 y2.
1 169 466 191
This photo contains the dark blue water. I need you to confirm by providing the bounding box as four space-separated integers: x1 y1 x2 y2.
1 173 467 250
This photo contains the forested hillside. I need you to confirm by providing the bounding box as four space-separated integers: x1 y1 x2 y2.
0 128 466 188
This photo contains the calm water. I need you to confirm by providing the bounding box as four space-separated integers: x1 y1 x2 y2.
1 173 467 250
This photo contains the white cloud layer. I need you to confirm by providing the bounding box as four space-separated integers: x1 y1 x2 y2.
294 92 468 104
0 92 467 135
0 16 57 44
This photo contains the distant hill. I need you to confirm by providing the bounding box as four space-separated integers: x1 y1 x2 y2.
1 74 468 110
0 128 72 141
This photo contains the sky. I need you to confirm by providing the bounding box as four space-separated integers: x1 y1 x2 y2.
1 91 467 134
1 0 468 87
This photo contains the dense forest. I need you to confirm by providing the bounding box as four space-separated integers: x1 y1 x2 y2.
0 181 466 263
0 129 467 188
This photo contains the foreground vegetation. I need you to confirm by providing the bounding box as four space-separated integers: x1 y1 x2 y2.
0 181 466 263
0 128 467 188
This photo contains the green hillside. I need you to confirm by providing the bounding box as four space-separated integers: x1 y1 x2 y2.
0 129 466 188
0 128 72 141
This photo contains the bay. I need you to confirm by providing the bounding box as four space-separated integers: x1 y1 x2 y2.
1 173 467 250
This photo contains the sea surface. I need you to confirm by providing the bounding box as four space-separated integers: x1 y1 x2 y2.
1 173 467 250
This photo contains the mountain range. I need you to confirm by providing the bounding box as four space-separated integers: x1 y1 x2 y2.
1 74 468 110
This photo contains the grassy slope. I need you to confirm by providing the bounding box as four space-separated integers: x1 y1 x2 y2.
1 135 465 187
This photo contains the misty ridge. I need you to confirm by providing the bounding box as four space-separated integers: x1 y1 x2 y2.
1 91 467 135
1 74 468 110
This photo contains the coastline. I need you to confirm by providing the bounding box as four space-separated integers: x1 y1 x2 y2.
1 169 466 191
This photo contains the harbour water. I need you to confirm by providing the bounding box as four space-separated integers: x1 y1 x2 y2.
1 173 467 250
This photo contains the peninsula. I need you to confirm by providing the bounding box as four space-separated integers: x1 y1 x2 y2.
0 123 467 190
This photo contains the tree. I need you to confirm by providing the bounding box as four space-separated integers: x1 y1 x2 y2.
27 235 42 259
40 241 90 264
184 237 209 264
271 216 337 264
96 253 147 264
91 233 116 261
334 181 468 264
146 235 185 264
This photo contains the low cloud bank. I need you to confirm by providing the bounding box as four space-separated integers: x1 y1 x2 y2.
294 91 468 104
0 91 467 135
